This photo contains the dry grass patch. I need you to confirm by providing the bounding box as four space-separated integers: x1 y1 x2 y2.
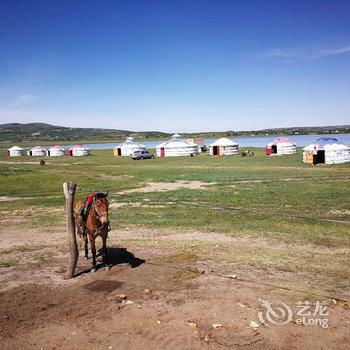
171 269 201 282
159 252 198 263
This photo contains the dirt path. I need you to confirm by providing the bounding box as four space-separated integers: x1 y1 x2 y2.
0 228 349 349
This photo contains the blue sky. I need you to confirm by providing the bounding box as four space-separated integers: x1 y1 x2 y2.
0 0 349 132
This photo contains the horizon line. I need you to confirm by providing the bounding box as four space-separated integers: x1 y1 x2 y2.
1 121 349 135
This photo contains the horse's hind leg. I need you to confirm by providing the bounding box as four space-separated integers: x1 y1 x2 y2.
90 237 97 272
102 233 110 270
84 235 89 259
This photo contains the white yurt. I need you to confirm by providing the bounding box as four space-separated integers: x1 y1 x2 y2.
7 146 24 157
209 138 239 156
156 134 199 157
47 145 66 157
67 145 90 157
303 138 350 165
27 146 47 156
187 138 203 153
113 137 147 156
266 137 296 156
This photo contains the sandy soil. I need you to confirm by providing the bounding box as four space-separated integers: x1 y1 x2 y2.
0 227 349 350
120 180 217 194
0 196 21 202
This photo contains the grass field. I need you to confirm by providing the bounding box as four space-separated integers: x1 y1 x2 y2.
1 148 349 291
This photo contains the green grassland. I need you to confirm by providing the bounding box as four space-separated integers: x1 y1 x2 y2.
1 149 349 287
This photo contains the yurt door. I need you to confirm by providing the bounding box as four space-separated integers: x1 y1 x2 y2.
316 150 325 164
117 148 122 156
213 146 219 155
160 147 165 157
271 145 277 154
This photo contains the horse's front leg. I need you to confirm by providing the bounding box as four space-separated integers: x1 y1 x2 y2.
102 232 110 270
90 236 97 272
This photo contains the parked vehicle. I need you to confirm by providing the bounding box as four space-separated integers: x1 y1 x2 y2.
131 150 155 160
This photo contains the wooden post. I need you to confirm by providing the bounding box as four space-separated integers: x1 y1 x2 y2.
63 182 78 278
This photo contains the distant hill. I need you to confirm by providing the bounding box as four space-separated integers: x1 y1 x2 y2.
183 125 350 139
0 123 169 143
0 122 349 143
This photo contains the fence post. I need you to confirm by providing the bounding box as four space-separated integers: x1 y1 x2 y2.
63 182 78 278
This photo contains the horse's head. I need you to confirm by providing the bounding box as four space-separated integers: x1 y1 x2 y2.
93 192 109 226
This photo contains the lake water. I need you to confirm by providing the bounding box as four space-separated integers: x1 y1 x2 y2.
62 133 350 150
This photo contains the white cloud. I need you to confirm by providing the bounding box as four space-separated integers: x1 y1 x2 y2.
311 46 350 59
254 43 350 62
255 48 301 62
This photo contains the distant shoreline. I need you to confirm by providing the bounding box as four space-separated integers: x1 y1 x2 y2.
1 132 349 151
1 122 349 147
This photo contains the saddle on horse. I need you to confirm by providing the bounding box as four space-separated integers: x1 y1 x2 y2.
77 192 97 234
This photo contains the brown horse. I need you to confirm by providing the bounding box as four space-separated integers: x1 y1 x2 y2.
74 192 110 272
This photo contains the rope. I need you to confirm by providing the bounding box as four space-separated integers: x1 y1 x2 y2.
106 198 350 225
186 202 350 225
76 186 125 198
145 261 349 303
78 186 350 225
6 186 348 225
75 173 350 196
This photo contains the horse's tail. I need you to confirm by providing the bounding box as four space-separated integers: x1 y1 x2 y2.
73 200 86 238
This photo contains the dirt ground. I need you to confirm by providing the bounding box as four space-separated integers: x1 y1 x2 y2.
119 180 217 194
0 227 349 350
